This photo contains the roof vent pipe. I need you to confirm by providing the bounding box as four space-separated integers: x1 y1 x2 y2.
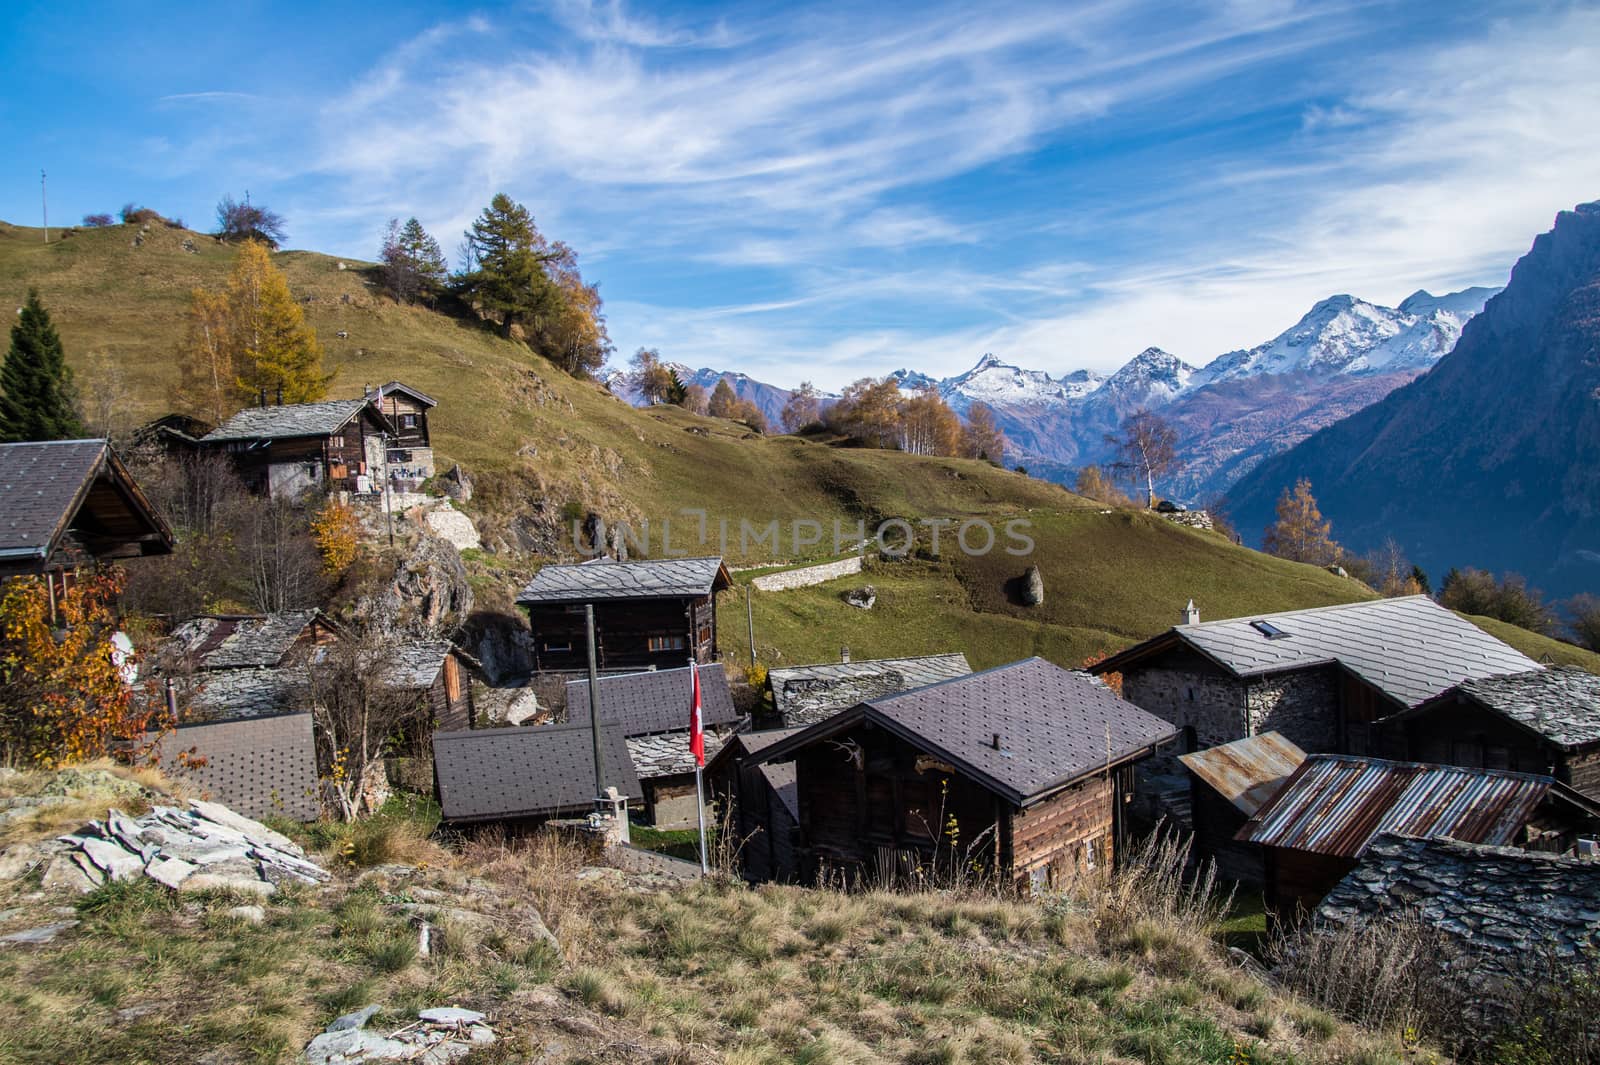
1183 599 1200 626
840 645 850 663
257 387 268 408
275 386 283 406
991 732 1001 750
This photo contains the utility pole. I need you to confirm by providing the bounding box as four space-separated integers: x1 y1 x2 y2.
585 603 606 809
40 170 48 244
745 585 756 663
381 432 395 548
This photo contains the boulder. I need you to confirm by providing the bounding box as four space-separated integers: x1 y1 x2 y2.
41 853 101 894
1021 565 1045 607
0 842 51 881
440 465 473 503
226 904 267 925
0 921 78 945
843 585 877 610
425 506 482 552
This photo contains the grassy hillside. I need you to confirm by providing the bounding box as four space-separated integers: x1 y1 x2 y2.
5 217 1593 673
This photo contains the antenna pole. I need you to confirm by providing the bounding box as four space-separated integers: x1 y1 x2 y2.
40 170 48 244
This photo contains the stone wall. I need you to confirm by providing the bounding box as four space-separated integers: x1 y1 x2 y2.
1245 669 1340 753
1122 666 1248 773
750 555 864 592
1162 510 1214 531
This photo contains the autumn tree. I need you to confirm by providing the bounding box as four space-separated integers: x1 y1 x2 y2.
227 240 331 404
1439 568 1554 634
708 378 739 418
1075 465 1132 507
828 376 902 448
0 570 161 767
960 402 1006 463
0 289 85 443
379 217 447 305
1262 477 1340 566
310 501 362 574
1105 409 1181 506
732 400 767 433
215 193 287 247
781 381 822 432
171 287 239 424
898 388 963 456
307 629 428 821
630 347 675 404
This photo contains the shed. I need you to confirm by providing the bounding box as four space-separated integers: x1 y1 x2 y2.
517 557 732 672
705 728 802 882
748 657 1177 889
0 439 173 577
385 640 479 733
1236 754 1600 918
1179 732 1306 883
433 721 641 824
1091 596 1540 760
1385 668 1600 800
766 652 972 728
565 664 741 826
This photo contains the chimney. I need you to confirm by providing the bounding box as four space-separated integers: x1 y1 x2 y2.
257 387 267 408
840 645 850 663
991 732 1002 750
1183 599 1200 626
275 386 283 406
363 383 372 398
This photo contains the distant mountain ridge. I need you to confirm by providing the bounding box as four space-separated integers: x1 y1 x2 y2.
612 284 1497 498
1226 202 1600 598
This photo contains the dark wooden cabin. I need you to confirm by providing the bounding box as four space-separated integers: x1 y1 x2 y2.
1179 731 1306 884
565 663 742 827
516 557 732 673
0 439 173 579
367 381 437 490
1382 668 1600 801
387 640 480 733
706 728 802 883
748 658 1177 891
198 395 394 499
432 721 641 827
1236 754 1600 920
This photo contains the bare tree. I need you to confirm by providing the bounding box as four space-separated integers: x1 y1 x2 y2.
781 381 822 432
1105 409 1182 506
215 193 287 247
242 498 326 614
306 630 430 821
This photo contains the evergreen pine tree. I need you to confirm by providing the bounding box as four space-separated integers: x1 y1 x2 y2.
0 289 86 442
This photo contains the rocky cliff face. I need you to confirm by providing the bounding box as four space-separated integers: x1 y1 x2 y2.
1226 201 1600 597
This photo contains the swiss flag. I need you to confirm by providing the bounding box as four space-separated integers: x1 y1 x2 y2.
689 660 705 767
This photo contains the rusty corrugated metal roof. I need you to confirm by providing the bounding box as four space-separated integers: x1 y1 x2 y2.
1235 755 1557 858
1180 732 1307 816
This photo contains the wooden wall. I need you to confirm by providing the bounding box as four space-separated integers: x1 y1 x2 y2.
1011 773 1116 889
373 393 431 450
529 596 717 672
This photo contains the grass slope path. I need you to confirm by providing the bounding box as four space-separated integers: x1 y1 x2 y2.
4 220 1592 674
0 763 1437 1064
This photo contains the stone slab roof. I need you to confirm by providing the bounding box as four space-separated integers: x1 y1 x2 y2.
433 721 641 822
1098 596 1539 710
753 657 1177 807
626 730 728 780
178 666 310 721
201 399 370 442
768 653 973 728
374 381 437 408
1316 833 1600 958
517 556 729 604
170 611 321 670
384 640 456 689
1451 667 1600 750
1236 754 1588 858
565 663 740 737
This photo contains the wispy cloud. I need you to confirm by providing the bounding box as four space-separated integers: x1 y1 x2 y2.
157 91 260 104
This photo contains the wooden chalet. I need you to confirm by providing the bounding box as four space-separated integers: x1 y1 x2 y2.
1179 731 1306 884
1091 597 1540 761
516 557 732 673
1236 754 1600 920
747 657 1178 890
706 728 802 883
366 381 437 490
565 664 741 827
199 394 393 500
1381 668 1600 801
432 721 640 827
0 439 173 579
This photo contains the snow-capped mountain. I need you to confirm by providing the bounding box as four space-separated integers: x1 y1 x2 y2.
1095 348 1200 405
939 353 1102 410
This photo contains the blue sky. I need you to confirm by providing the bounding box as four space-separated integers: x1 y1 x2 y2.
3 1 1598 389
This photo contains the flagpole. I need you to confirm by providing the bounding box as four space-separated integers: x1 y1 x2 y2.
695 762 709 876
690 657 709 877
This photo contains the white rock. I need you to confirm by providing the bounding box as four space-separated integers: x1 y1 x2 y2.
180 873 275 898
144 856 198 890
226 905 266 925
418 1007 485 1025
0 921 78 944
79 837 144 881
188 799 301 854
425 506 481 552
41 853 100 894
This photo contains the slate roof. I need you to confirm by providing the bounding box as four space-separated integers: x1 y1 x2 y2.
433 721 641 822
1235 754 1600 858
1316 833 1600 958
384 640 456 689
374 381 437 407
517 556 730 604
1095 596 1539 710
1180 732 1307 816
1440 668 1600 750
768 653 973 727
626 731 728 779
565 663 741 737
201 399 373 442
170 612 322 670
0 439 172 568
177 666 310 721
760 763 799 820
752 657 1178 807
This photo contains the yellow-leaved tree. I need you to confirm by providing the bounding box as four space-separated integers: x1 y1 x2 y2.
1263 477 1341 566
171 286 238 424
229 239 331 404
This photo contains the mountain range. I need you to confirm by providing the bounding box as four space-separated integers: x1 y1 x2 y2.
1227 201 1600 598
616 285 1499 501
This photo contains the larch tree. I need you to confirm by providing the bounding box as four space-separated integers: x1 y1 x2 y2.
172 286 240 425
1262 477 1341 566
1074 465 1131 507
828 376 902 448
1105 409 1180 506
708 378 739 418
0 289 86 443
630 347 675 404
227 240 330 404
961 402 1006 462
781 381 822 432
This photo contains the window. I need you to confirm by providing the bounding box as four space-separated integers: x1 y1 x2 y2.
1250 620 1290 639
647 634 687 653
543 639 573 654
401 414 418 429
328 433 345 447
